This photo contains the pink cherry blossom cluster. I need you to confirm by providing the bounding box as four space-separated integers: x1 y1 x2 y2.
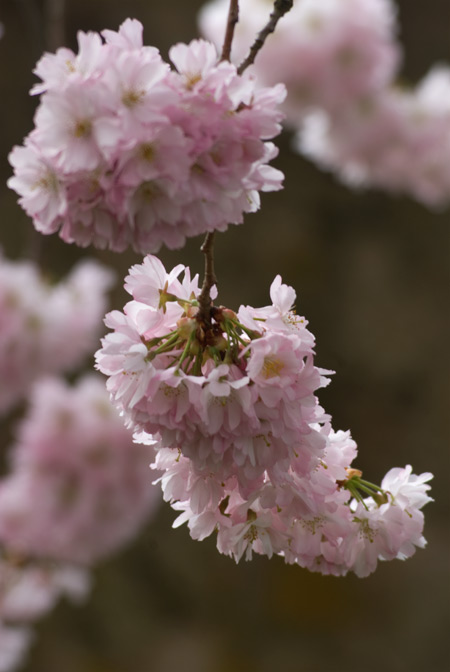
0 375 160 565
8 19 285 254
0 252 113 415
199 0 450 208
297 67 450 207
0 561 89 672
96 255 330 490
95 256 432 577
0 360 160 670
199 0 399 121
151 438 432 577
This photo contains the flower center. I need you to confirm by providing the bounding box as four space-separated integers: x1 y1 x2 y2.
139 181 158 202
73 119 92 138
122 88 146 108
184 72 202 89
139 143 155 162
262 355 284 378
33 171 59 192
300 516 324 534
355 517 377 543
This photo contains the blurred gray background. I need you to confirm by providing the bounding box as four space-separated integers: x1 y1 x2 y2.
0 1 449 670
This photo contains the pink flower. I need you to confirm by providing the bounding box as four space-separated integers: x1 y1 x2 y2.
199 0 399 121
200 0 450 207
96 259 327 484
7 143 66 232
0 625 31 672
0 253 113 416
34 82 115 172
96 257 433 576
169 39 220 87
0 544 90 671
0 376 160 564
9 21 285 253
0 564 89 623
381 465 433 510
296 66 450 208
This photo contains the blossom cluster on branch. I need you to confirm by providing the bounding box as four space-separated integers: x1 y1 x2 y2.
0 375 160 670
0 562 89 672
200 0 399 119
96 255 432 577
8 19 285 254
0 252 113 413
1 4 438 668
0 251 160 670
0 376 159 565
200 0 450 207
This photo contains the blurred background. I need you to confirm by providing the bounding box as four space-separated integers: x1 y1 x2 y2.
0 0 449 670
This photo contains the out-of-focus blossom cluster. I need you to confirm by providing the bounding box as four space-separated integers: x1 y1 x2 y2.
297 68 450 207
0 376 159 565
199 0 450 208
0 251 113 414
0 250 159 669
8 19 285 254
200 0 399 120
0 376 160 671
0 561 89 672
96 256 433 577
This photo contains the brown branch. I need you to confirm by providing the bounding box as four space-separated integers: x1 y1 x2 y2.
220 0 240 62
198 232 217 321
197 2 240 317
237 0 293 75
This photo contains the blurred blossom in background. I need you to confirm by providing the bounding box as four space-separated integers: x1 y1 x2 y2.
0 1 449 671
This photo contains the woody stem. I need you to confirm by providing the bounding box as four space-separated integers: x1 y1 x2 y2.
220 0 240 61
237 0 293 74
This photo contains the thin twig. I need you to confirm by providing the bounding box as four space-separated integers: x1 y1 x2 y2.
198 1 240 317
198 232 217 321
237 0 293 74
220 0 240 62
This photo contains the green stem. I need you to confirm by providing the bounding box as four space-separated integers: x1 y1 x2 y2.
182 354 195 373
356 483 381 498
359 478 384 492
345 483 369 511
153 333 183 355
177 332 196 371
193 349 203 376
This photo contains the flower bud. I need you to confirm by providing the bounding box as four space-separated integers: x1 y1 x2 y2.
176 317 197 340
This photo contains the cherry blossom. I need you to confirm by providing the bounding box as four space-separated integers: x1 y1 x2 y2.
0 551 90 671
0 252 113 416
0 625 31 672
8 19 286 254
96 256 433 576
200 0 450 207
199 0 399 121
0 376 160 564
297 67 450 208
